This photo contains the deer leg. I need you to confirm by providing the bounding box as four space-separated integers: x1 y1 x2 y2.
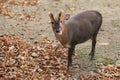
89 36 97 60
67 45 75 69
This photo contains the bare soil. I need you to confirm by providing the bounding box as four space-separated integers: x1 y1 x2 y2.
0 0 120 79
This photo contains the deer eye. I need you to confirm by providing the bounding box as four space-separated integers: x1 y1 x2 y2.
51 22 54 24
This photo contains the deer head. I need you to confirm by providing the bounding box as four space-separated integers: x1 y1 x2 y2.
48 11 66 35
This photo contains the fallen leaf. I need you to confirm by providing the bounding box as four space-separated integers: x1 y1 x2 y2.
69 6 76 11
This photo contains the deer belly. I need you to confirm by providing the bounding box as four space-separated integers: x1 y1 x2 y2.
72 31 93 44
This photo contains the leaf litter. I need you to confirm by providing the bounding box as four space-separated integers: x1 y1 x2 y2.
0 34 69 80
0 0 40 22
0 34 119 80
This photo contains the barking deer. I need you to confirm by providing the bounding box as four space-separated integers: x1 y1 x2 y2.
48 10 102 69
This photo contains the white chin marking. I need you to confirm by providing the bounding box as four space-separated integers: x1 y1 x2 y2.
58 31 62 35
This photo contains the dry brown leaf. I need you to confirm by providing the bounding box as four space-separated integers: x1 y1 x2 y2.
0 0 6 3
69 6 76 11
8 0 16 4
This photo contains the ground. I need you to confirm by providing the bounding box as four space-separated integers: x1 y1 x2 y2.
0 0 120 79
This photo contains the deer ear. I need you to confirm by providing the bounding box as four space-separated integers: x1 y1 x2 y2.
58 11 64 22
64 14 70 20
48 12 55 22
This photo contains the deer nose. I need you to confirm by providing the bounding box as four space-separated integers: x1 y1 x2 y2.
56 29 60 33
